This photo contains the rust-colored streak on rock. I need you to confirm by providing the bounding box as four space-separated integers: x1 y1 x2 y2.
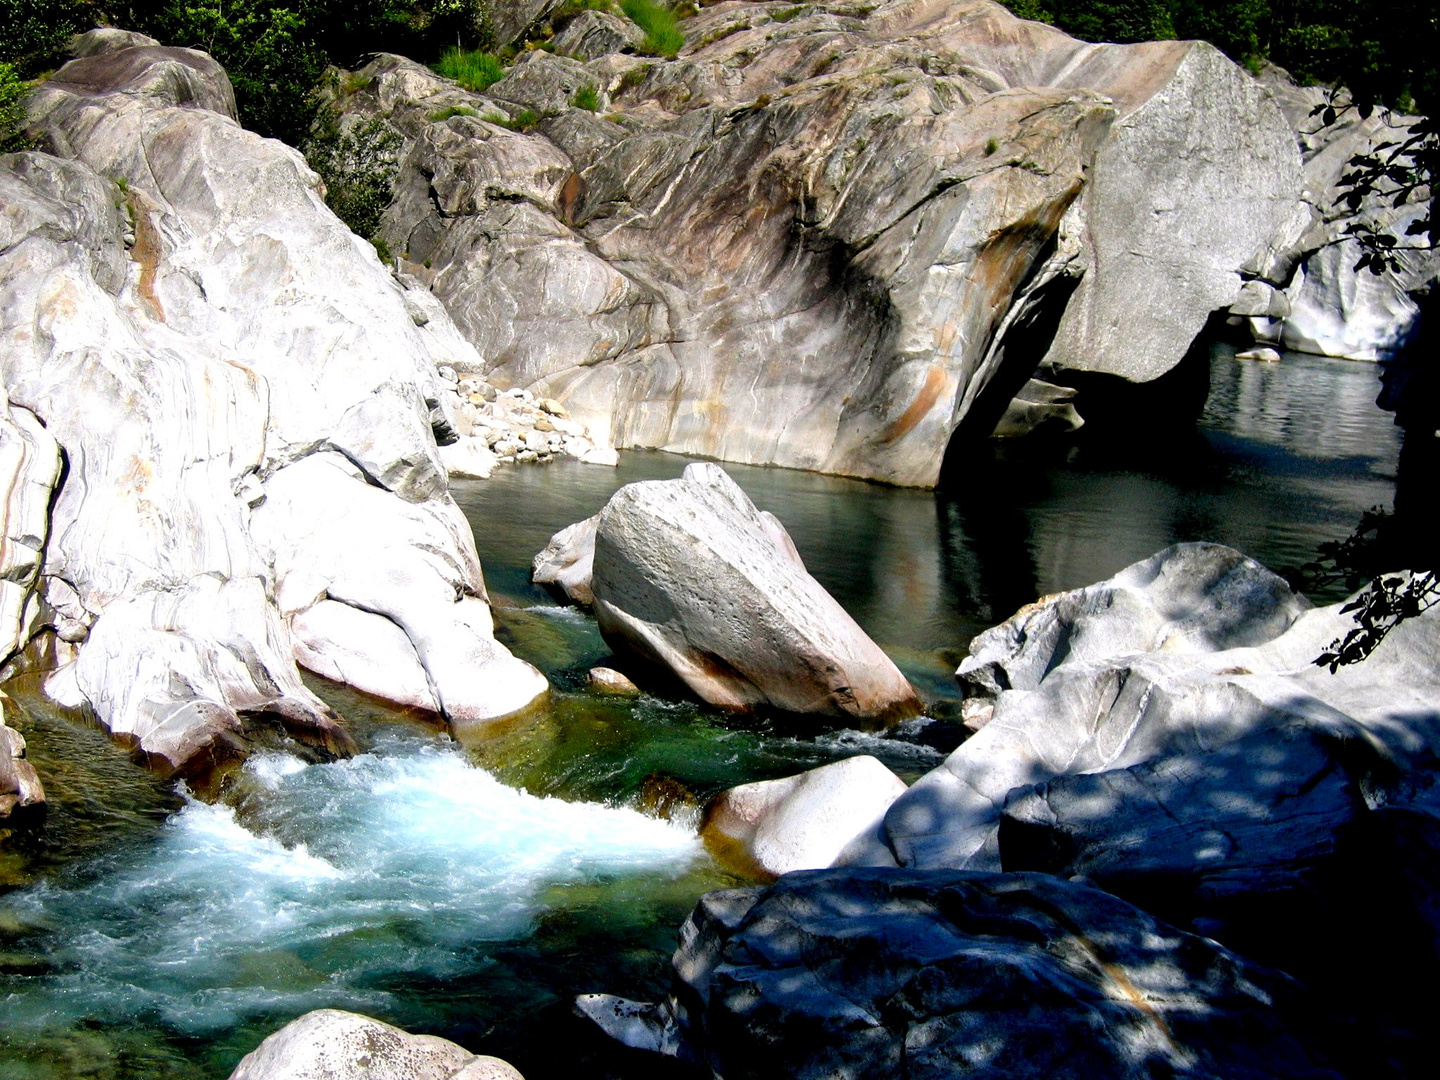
558 171 583 225
881 364 947 442
129 196 165 323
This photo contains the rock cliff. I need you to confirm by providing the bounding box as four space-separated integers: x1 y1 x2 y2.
333 0 1304 486
0 33 547 774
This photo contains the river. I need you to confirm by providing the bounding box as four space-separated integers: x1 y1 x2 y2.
0 348 1401 1079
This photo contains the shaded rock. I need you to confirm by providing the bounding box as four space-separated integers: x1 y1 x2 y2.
578 868 1339 1079
228 1009 524 1080
2 41 546 769
990 377 1083 438
587 665 639 694
550 463 922 720
701 755 908 877
340 0 1303 487
532 514 598 606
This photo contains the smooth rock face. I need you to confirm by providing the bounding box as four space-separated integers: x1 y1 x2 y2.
531 515 598 606
336 0 1303 486
702 755 908 877
1 42 545 770
1245 72 1440 361
586 665 639 694
853 542 1440 1017
545 463 922 720
1 698 45 820
578 868 1337 1079
228 1009 524 1080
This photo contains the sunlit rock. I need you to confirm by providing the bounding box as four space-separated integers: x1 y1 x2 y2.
229 1009 524 1080
579 868 1338 1078
0 38 544 770
540 463 923 721
701 755 908 877
334 0 1303 487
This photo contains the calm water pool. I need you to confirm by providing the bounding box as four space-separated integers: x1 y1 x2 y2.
0 349 1401 1079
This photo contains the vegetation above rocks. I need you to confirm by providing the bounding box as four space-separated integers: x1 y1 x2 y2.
620 0 685 58
433 45 506 91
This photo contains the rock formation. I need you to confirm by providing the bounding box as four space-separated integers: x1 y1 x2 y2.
1233 72 1440 361
536 462 922 720
701 754 908 877
0 33 547 774
329 0 1304 486
578 868 1339 1079
0 694 45 821
229 1009 524 1080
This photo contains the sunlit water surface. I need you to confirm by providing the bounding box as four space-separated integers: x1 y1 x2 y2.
0 349 1401 1079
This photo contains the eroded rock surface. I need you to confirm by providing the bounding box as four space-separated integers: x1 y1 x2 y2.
0 34 545 772
333 0 1303 485
538 463 922 720
0 696 45 821
578 868 1338 1079
229 1009 524 1080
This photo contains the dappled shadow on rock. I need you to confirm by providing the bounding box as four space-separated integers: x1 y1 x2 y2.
578 867 1342 1079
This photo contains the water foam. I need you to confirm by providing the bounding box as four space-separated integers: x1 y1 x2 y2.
4 735 701 1036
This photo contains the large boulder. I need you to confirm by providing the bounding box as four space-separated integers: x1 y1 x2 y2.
333 0 1303 487
0 40 546 772
537 463 922 721
842 543 1440 1074
229 1009 523 1080
701 755 909 877
577 868 1339 1079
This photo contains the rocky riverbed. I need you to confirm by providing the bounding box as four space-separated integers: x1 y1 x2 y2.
1 4 1436 1079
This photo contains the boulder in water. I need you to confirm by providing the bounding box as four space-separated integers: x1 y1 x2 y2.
228 1009 524 1080
701 755 908 877
539 463 923 721
578 868 1338 1079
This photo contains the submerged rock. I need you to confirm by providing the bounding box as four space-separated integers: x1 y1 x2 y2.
578 868 1338 1079
701 755 908 877
229 1009 524 1080
0 38 545 771
334 0 1303 487
539 463 922 721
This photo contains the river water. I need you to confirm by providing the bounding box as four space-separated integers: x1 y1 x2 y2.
0 349 1402 1079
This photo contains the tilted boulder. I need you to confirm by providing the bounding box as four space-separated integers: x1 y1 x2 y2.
0 35 545 772
336 0 1303 486
577 868 1338 1079
701 755 909 877
229 1009 524 1080
536 463 922 721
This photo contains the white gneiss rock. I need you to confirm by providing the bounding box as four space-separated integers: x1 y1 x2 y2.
702 755 909 877
543 463 922 721
229 1009 524 1080
0 35 545 772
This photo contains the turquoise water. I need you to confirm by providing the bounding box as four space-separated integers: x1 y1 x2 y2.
0 350 1402 1079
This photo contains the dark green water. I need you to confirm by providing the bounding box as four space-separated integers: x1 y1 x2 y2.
0 350 1401 1079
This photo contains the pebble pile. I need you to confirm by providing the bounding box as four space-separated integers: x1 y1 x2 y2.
435 366 618 479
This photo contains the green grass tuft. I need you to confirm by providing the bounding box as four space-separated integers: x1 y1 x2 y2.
622 0 685 58
430 105 480 121
433 48 507 93
571 84 600 111
484 109 542 132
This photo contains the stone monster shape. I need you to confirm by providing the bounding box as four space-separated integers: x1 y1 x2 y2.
0 35 547 773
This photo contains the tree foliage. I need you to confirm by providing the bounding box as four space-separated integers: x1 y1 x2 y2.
302 100 402 251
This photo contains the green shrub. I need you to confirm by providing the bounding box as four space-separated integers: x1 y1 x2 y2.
1 62 34 151
622 0 685 58
570 83 600 110
433 47 506 91
429 104 479 120
303 108 402 243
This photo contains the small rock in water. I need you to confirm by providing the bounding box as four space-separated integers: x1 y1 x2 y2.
588 666 639 694
1236 346 1282 361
